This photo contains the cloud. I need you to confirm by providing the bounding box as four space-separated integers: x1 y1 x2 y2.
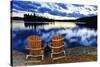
11 1 97 18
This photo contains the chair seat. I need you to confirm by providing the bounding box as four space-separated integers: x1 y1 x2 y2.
52 56 65 60
29 49 44 55
52 50 65 54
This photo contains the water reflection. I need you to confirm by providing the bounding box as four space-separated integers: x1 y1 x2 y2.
12 20 77 29
11 20 97 52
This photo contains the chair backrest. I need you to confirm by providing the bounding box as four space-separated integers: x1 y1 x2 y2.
27 35 42 55
52 35 64 47
52 35 64 52
28 35 42 48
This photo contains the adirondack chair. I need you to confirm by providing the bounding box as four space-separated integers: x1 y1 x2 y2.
26 35 44 62
50 35 66 60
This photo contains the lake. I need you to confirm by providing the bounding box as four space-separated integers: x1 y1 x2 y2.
11 20 97 53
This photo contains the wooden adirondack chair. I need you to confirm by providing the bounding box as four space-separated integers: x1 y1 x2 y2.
50 35 66 60
26 35 44 63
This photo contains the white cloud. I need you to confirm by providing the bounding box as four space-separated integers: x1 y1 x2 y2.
12 1 97 18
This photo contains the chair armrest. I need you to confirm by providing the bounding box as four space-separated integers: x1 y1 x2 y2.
48 42 52 48
26 48 42 50
64 42 66 46
25 45 29 50
41 49 44 54
51 45 64 49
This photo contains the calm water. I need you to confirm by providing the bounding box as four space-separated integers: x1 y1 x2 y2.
11 20 97 53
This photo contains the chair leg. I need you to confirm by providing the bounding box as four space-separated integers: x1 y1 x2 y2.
26 55 30 60
51 53 53 58
42 55 44 60
64 51 66 56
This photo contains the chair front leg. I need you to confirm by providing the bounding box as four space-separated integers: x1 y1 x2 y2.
51 53 53 58
42 55 44 60
64 50 66 56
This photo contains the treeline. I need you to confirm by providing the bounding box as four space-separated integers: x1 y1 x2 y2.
11 14 97 29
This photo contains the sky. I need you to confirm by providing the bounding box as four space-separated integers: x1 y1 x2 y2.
11 1 97 19
11 0 97 52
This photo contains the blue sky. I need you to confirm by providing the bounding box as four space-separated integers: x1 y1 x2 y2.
11 1 97 18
